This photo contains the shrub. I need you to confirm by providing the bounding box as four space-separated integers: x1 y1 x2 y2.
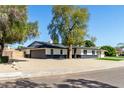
101 46 116 56
0 56 9 63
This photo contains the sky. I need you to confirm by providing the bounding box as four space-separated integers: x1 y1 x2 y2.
13 5 124 48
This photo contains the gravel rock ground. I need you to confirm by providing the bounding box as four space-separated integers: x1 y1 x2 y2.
0 58 124 79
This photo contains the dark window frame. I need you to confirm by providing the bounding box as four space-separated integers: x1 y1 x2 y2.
51 49 53 55
60 49 63 55
84 50 87 55
92 50 95 55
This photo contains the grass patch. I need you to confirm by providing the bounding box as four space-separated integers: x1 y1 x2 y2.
97 57 123 61
116 56 124 58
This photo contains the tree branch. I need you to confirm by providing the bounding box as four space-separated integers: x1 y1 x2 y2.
69 22 76 32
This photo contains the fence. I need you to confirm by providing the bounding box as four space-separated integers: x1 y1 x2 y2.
2 49 24 59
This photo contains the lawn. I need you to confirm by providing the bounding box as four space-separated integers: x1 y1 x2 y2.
97 56 124 61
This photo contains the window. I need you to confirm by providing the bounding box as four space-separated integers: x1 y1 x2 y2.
84 50 87 55
51 49 53 55
92 50 95 55
60 49 63 55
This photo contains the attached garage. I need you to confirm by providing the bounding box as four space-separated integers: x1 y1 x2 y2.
30 49 46 59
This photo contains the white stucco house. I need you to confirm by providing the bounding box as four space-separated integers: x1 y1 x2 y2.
23 41 105 59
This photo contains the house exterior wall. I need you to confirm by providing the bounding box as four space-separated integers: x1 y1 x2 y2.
46 48 67 55
80 49 97 55
73 49 98 58
72 49 81 55
81 49 84 55
45 48 50 55
53 49 61 55
76 49 81 55
24 48 103 59
25 41 105 59
63 49 67 55
87 50 92 55
95 50 97 55
24 49 31 58
25 49 30 54
98 51 105 58
46 48 91 56
45 48 67 58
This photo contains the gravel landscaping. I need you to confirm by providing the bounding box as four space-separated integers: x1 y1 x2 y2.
0 58 124 80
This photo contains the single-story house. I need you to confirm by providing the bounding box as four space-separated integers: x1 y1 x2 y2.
116 47 124 56
23 41 105 59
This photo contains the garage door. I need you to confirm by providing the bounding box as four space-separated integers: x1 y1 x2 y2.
30 49 46 59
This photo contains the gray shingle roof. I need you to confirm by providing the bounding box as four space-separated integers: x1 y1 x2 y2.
27 41 99 50
28 41 68 49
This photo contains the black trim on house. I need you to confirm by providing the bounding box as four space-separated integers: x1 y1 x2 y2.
24 41 100 59
46 55 67 59
75 55 98 58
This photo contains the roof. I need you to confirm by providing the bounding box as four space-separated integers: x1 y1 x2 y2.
72 46 99 50
26 41 99 50
27 41 68 49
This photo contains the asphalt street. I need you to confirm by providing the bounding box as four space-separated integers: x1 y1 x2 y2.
0 67 124 88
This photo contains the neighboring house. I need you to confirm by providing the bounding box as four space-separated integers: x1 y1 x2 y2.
116 47 124 56
23 41 105 59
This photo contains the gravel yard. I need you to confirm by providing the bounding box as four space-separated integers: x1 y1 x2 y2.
0 58 124 79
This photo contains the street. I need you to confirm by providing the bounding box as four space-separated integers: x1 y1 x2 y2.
0 67 124 88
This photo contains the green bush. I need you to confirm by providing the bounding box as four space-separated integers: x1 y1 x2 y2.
101 46 116 56
84 40 95 47
0 56 9 63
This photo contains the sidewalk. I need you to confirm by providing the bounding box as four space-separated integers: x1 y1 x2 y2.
0 58 124 80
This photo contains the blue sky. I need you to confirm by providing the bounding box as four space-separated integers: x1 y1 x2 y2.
13 5 124 47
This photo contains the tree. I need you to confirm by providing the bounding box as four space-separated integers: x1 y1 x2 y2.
84 40 95 47
48 5 89 59
17 45 25 49
100 46 116 56
0 6 38 56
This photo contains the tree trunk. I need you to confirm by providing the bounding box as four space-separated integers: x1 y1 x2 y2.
68 44 72 59
0 42 4 57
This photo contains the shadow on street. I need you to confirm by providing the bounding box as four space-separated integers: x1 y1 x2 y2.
0 78 118 88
